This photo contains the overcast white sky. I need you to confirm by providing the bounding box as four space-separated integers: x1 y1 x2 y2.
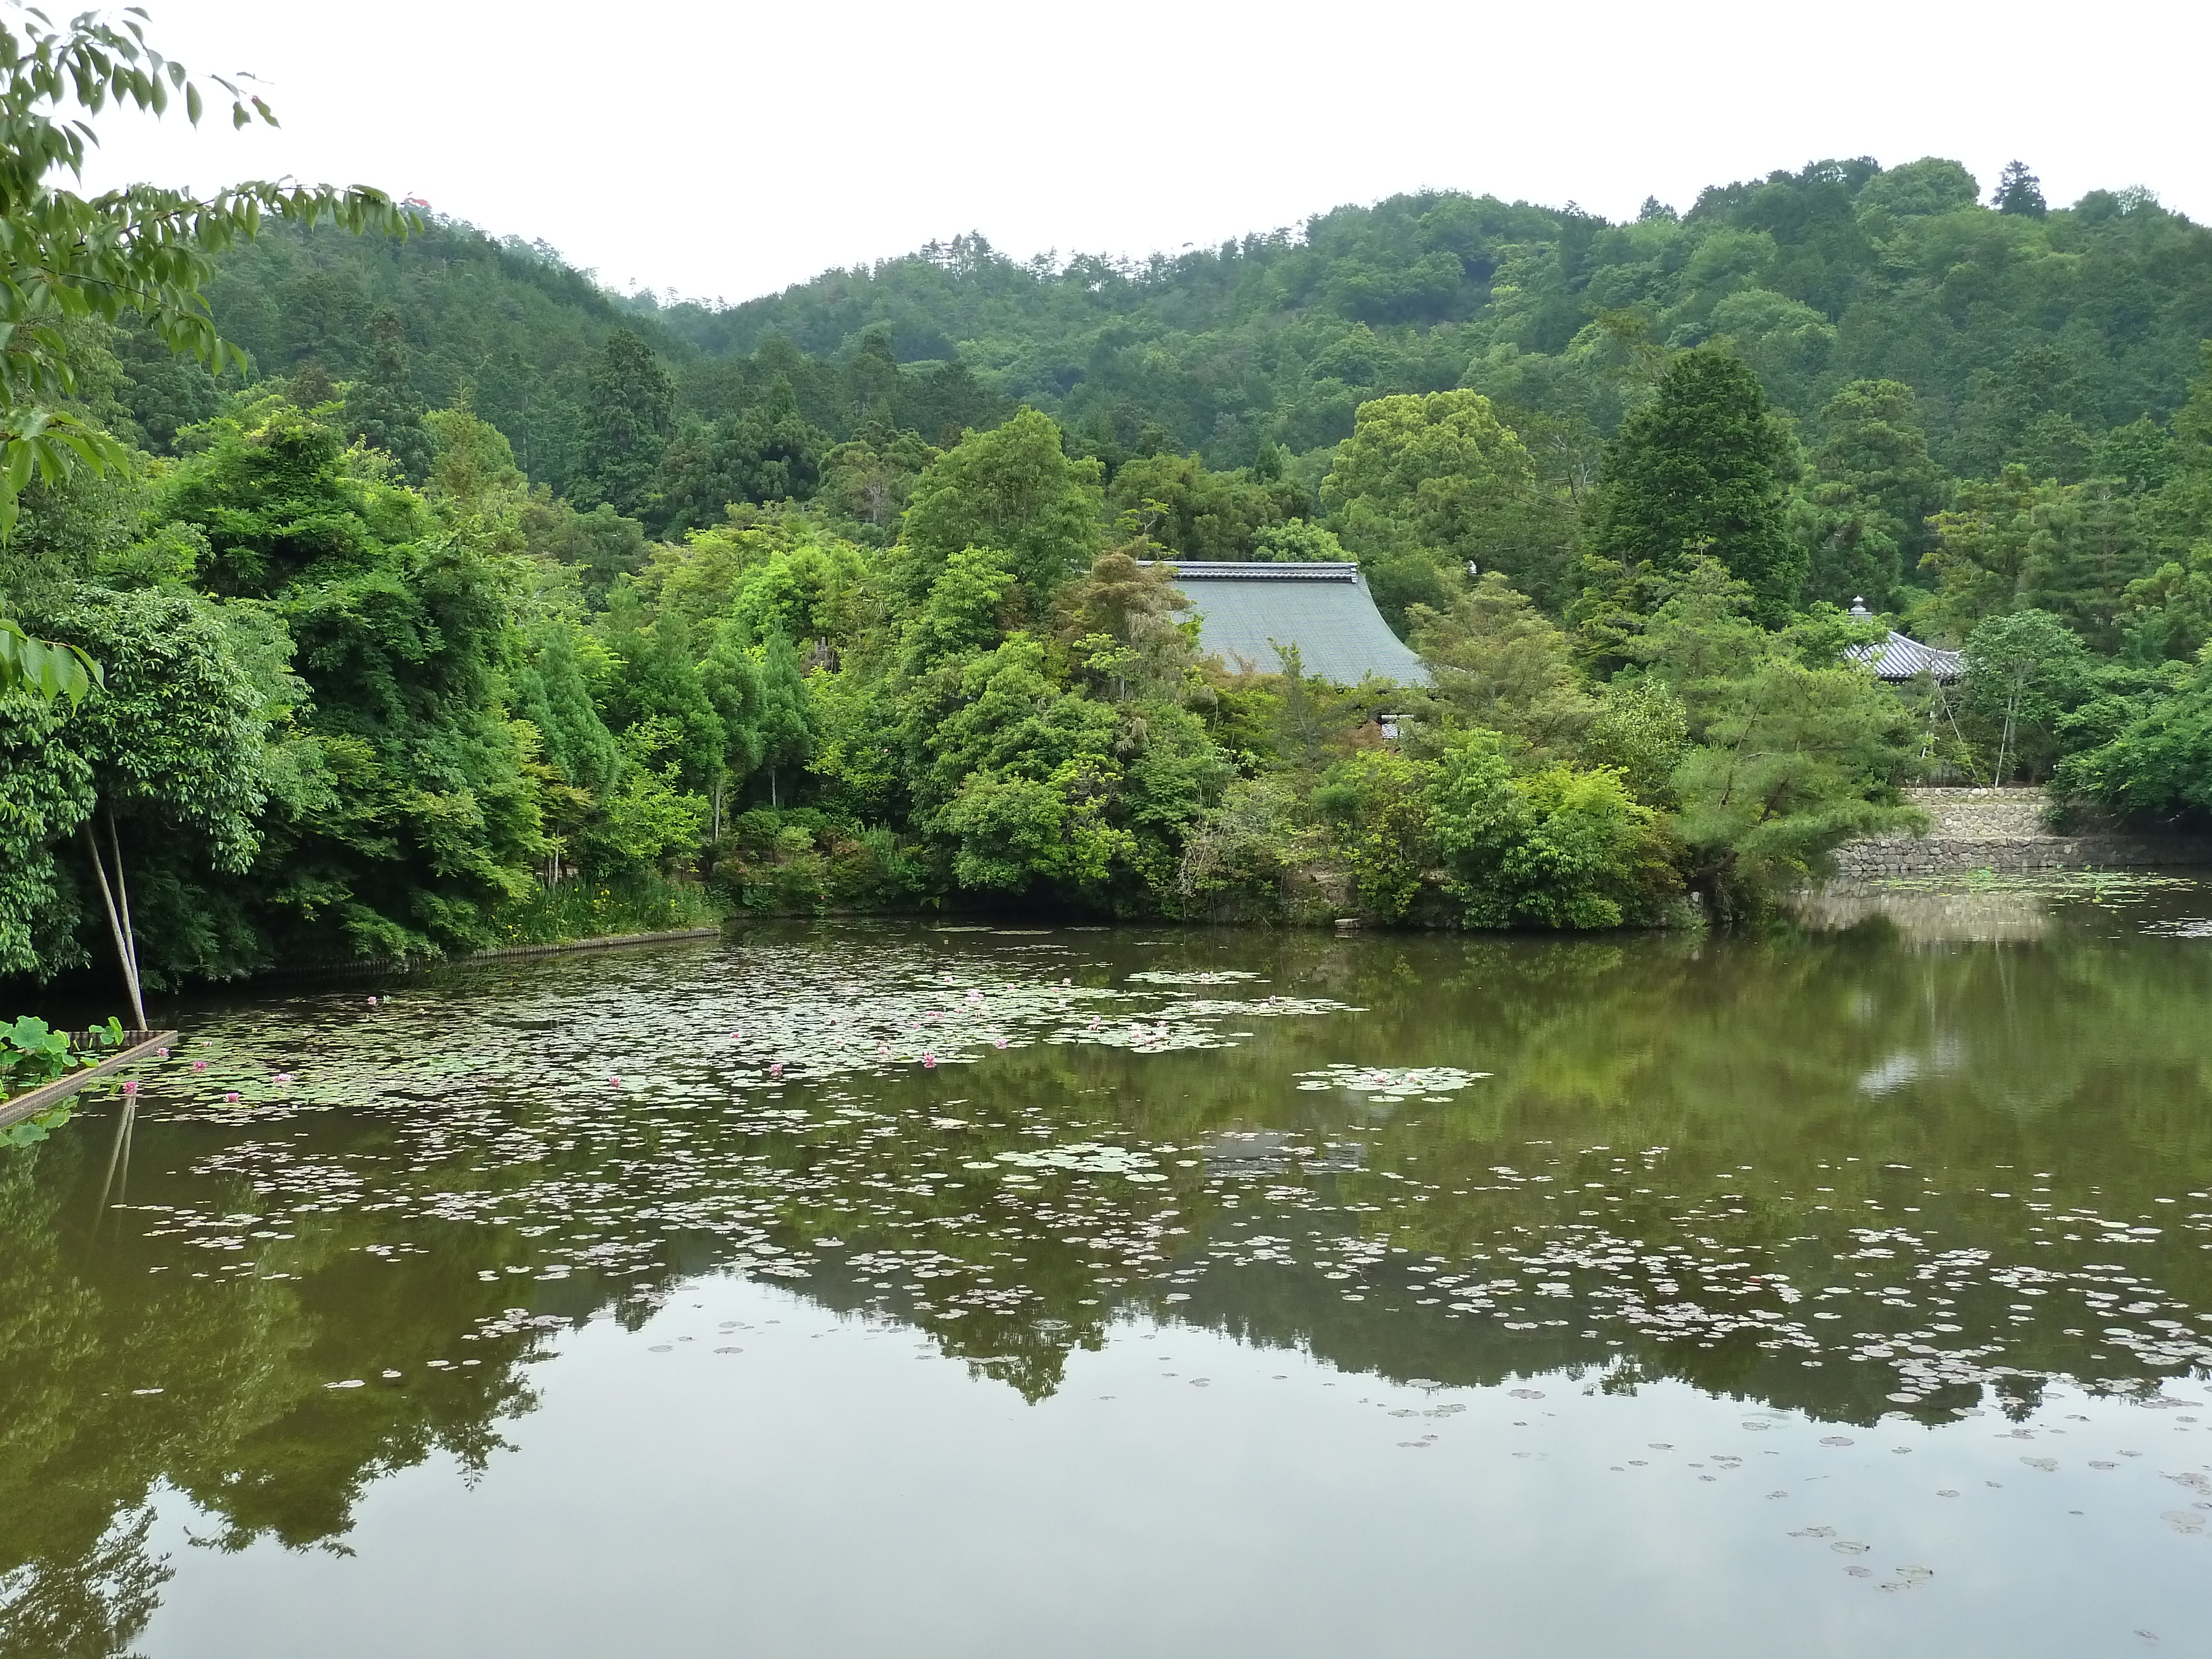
69 0 2212 307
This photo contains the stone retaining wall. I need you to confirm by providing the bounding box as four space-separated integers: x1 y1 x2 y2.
1833 789 2212 877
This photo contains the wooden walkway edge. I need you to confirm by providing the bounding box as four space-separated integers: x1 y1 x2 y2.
1 1030 179 1132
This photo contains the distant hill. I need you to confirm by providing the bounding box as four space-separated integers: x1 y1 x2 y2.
134 156 2212 497
653 158 2212 477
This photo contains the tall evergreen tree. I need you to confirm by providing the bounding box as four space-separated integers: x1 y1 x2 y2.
573 329 674 519
752 632 816 810
1991 160 2048 217
1583 350 1805 626
342 309 434 483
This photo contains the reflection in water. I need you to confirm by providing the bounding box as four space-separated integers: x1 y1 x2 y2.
1794 885 2056 942
5 896 2212 1654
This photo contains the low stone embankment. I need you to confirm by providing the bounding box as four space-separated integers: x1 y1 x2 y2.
1832 789 2212 878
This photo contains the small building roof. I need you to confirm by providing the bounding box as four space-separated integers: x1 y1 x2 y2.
1157 561 1431 686
1844 599 1964 681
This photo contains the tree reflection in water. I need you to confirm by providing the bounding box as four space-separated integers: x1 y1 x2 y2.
5 892 2211 1651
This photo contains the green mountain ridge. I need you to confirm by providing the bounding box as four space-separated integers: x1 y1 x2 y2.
139 155 2212 499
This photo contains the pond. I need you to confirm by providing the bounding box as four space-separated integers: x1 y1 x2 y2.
6 886 2212 1656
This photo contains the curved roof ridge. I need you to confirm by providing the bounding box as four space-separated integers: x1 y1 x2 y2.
1140 560 1361 581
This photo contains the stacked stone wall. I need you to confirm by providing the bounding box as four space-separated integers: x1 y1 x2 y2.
1832 789 2212 878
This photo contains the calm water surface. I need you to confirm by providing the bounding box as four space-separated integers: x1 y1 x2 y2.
7 886 2212 1656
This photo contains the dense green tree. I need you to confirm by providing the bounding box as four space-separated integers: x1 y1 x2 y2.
1855 157 1978 218
1104 451 1307 560
592 594 725 795
1923 470 2157 649
572 330 674 519
576 718 706 874
1427 733 1678 928
751 632 816 810
342 309 433 483
2053 658 2212 822
1991 161 2048 218
1321 390 1567 621
523 495 648 607
1583 351 1805 626
1960 609 2093 783
818 430 940 540
512 617 620 799
1621 560 1922 908
1798 379 1949 606
424 403 526 518
1309 749 1436 920
4 588 276 1005
152 402 546 961
1405 573 1594 759
900 409 1103 613
0 692 93 977
655 387 830 537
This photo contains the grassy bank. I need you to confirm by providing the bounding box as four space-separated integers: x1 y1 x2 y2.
491 875 726 948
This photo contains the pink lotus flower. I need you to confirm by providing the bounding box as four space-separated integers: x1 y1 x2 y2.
921 1052 937 1069
877 1043 889 1056
155 1047 169 1058
609 1075 622 1086
121 1081 138 1095
769 1062 783 1077
993 1037 1007 1049
223 1092 240 1103
192 1060 207 1072
273 1073 293 1084
367 997 378 1005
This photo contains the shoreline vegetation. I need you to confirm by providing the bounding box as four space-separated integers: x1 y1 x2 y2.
5 13 2212 1011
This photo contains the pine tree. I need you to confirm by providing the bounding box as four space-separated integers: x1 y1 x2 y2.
342 309 434 482
1992 161 2047 218
572 328 673 519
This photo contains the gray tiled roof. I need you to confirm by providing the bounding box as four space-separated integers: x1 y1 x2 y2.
1157 562 1431 686
1844 599 1964 681
1847 630 1965 681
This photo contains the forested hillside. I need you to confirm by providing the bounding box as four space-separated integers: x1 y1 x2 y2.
11 123 2212 1003
618 156 2212 478
135 155 2212 500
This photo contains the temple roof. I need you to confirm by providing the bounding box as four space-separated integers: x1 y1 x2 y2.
1158 562 1431 686
1844 599 1964 681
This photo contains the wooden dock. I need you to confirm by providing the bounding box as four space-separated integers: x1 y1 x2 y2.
1 1030 179 1132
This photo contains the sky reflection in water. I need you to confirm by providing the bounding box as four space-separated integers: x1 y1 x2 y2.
6 888 2212 1656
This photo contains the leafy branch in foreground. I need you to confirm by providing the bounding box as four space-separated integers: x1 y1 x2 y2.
0 2 415 698
0 613 97 700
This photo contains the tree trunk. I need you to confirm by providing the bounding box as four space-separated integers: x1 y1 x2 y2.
83 816 147 1030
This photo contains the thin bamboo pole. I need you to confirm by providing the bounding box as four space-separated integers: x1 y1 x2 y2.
107 810 140 997
82 823 147 1029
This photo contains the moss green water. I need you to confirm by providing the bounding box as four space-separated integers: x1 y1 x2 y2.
6 894 2212 1655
